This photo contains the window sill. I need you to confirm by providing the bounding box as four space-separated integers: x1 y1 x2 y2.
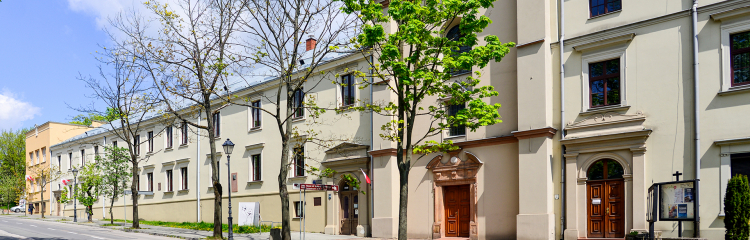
588 10 621 20
249 127 262 133
289 176 307 181
163 191 174 194
580 105 630 116
292 117 305 123
178 189 189 193
718 85 750 96
293 217 305 220
445 134 466 141
450 72 471 78
165 147 173 152
179 144 189 148
247 180 263 184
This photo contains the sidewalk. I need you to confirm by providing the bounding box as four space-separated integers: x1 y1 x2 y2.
7 212 365 240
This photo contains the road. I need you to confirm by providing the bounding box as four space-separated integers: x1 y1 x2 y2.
0 215 174 240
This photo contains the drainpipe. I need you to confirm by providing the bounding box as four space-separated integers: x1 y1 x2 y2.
691 0 701 237
369 54 375 237
558 0 566 239
197 111 202 223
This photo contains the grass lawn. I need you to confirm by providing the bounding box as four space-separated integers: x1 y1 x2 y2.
104 219 271 234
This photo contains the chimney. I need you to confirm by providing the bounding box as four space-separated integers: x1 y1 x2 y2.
305 36 317 51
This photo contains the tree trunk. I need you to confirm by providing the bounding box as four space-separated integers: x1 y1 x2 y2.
278 140 291 240
109 187 116 225
40 186 45 219
397 157 410 240
131 167 140 228
206 102 223 239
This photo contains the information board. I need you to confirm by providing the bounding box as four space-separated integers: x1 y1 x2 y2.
238 202 260 226
659 180 695 221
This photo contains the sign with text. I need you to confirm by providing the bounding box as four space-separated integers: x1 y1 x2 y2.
659 180 696 221
299 184 339 191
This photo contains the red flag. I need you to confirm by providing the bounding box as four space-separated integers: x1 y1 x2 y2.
360 168 371 184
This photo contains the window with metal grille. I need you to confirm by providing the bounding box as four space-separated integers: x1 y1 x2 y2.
588 58 621 108
590 0 621 17
731 31 750 87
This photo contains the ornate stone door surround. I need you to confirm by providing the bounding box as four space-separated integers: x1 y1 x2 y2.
426 150 482 240
561 111 651 240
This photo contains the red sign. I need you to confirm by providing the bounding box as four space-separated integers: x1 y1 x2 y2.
299 184 339 191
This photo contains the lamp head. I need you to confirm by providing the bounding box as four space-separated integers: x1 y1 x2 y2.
71 168 78 176
223 139 235 155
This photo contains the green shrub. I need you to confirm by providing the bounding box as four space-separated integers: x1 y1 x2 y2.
725 174 750 240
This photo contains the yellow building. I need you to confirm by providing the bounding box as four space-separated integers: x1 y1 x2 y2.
25 121 100 215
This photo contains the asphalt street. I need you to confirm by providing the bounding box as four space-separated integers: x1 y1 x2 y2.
0 215 174 240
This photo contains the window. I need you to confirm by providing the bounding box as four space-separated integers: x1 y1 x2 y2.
80 149 85 166
166 126 173 148
113 141 118 148
57 155 61 169
251 101 262 129
134 135 141 155
68 153 72 169
147 131 154 153
35 150 39 164
341 74 356 106
166 170 173 192
181 121 189 145
447 26 471 75
94 146 99 158
294 147 305 177
293 89 305 118
588 58 621 108
41 148 46 163
212 112 221 137
589 0 621 17
294 201 304 218
147 172 154 192
731 31 750 87
29 152 33 165
252 154 261 181
731 153 750 178
586 159 624 180
314 197 322 206
181 167 188 190
448 103 466 136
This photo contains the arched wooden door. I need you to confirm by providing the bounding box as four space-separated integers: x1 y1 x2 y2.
339 183 358 235
587 159 625 238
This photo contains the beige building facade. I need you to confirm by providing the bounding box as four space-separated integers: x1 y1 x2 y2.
40 0 750 239
25 121 99 215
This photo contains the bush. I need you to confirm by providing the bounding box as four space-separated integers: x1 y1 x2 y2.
725 174 750 240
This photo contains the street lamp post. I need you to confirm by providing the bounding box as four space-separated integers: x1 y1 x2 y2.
71 168 79 222
223 139 235 240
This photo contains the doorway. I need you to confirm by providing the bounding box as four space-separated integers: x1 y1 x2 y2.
444 185 470 238
339 184 358 235
586 159 625 238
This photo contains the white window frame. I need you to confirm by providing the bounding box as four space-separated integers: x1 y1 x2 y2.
180 166 189 190
718 139 750 216
180 122 189 146
721 19 750 93
247 143 264 182
212 111 222 138
165 169 174 192
35 150 39 164
293 201 304 218
68 152 73 170
580 47 628 113
337 73 357 108
248 99 263 131
146 171 154 192
165 126 174 149
41 148 46 163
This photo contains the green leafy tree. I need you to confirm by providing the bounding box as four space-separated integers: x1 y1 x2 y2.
58 186 71 216
96 146 131 224
338 0 514 238
0 176 17 214
26 165 63 218
0 128 27 209
69 108 121 126
725 174 750 240
74 162 103 222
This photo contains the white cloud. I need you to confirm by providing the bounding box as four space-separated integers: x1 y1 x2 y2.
67 0 134 28
0 89 41 130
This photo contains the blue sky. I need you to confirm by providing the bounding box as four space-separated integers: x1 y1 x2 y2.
0 0 143 130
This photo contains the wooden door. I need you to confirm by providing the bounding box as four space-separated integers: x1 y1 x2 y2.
444 185 470 238
587 179 624 238
339 191 358 235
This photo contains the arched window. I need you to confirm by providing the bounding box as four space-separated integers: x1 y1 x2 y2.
587 159 624 180
447 26 470 75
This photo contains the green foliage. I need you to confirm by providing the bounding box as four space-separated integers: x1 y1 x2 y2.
58 187 71 205
74 162 104 222
105 219 272 233
0 128 27 207
96 146 131 224
70 107 120 126
725 174 750 240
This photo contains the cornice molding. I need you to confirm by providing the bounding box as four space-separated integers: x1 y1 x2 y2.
711 4 750 21
244 142 265 151
516 38 545 49
572 33 635 52
512 127 558 140
369 148 398 157
715 136 750 146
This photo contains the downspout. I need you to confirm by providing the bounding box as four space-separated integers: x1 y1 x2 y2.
558 0 566 239
691 0 701 237
369 54 375 237
197 111 202 222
